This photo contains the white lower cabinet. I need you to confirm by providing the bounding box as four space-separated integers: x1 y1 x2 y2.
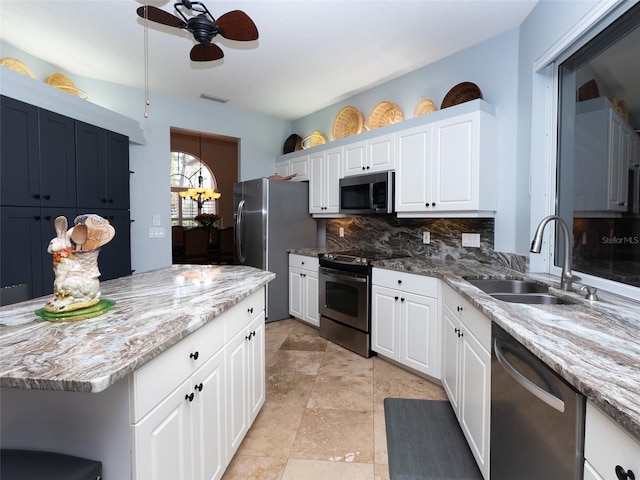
583 401 640 480
288 253 319 327
131 289 265 480
371 269 440 378
441 283 491 479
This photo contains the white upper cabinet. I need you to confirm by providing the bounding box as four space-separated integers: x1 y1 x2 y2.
574 97 635 215
343 133 395 177
274 152 309 181
309 147 341 215
395 110 497 217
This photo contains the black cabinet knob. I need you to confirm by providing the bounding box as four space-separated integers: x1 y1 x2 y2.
366 166 370 169
457 306 463 312
33 194 41 199
34 215 41 220
397 280 402 284
43 194 51 200
616 466 636 480
190 351 199 360
185 392 194 402
394 296 399 301
400 298 405 302
194 383 203 392
362 166 366 170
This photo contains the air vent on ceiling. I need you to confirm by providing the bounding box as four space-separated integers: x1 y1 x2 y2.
200 93 229 103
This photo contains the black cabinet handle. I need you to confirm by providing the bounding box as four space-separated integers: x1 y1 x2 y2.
101 198 108 203
33 194 41 199
44 215 51 221
34 215 41 220
246 331 256 340
616 466 636 480
458 331 464 338
43 194 51 200
454 328 460 334
194 383 203 392
190 351 199 360
248 307 254 314
185 392 194 402
457 306 463 312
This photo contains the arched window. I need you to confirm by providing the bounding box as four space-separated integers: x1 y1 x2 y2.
170 151 219 227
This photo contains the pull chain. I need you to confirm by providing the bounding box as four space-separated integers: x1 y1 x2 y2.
143 3 150 118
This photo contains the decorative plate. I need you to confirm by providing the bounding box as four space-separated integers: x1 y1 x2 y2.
413 98 437 117
366 101 404 130
35 299 115 322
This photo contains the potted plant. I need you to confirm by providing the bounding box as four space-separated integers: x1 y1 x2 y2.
194 213 220 228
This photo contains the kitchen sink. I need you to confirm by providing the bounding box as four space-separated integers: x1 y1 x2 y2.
464 277 575 305
489 293 574 305
464 278 549 294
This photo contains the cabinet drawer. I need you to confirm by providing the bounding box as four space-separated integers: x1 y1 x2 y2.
289 253 319 271
225 290 265 341
442 283 491 352
372 268 438 297
585 402 640 480
131 313 226 422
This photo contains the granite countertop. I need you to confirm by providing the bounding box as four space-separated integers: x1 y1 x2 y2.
371 256 640 442
0 265 275 393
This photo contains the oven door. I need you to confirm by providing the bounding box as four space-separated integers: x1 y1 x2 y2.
319 266 369 331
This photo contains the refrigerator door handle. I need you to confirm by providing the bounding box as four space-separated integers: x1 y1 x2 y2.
235 199 246 263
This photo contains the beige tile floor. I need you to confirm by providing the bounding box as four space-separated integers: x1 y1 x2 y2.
221 318 447 480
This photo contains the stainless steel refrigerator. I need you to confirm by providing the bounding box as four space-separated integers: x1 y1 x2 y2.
233 178 317 322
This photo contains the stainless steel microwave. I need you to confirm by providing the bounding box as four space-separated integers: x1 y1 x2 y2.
339 171 394 215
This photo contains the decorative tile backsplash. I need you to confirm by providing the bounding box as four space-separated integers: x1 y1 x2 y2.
325 215 527 272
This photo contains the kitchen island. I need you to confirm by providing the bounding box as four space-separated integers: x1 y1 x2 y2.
0 265 275 480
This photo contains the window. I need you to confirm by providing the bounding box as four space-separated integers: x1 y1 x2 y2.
170 151 219 227
556 3 640 289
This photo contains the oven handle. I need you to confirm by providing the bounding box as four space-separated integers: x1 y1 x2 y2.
369 183 375 210
320 267 368 283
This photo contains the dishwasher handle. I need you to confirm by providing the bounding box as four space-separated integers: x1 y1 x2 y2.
494 338 565 413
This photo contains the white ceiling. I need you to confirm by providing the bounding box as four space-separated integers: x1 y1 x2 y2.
0 0 538 120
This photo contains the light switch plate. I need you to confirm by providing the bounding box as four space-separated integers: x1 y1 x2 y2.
339 227 344 238
152 215 161 226
461 233 480 248
422 231 430 244
149 227 165 238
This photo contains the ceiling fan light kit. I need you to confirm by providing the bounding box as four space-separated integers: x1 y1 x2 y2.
136 1 258 62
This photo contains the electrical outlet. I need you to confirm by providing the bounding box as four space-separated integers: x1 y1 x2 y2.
461 233 480 248
339 227 345 238
422 231 430 244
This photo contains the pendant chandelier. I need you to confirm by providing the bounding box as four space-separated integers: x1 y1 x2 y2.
179 166 221 210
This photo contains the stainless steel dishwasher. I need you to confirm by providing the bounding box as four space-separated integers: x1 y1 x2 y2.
491 323 585 479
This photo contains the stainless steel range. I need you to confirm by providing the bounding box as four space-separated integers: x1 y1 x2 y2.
318 250 401 357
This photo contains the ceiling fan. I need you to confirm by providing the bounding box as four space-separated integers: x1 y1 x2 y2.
136 1 259 62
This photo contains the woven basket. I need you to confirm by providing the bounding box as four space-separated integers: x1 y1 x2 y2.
366 101 404 130
332 106 365 140
441 82 482 109
0 57 34 78
301 130 328 149
414 98 437 117
44 73 89 100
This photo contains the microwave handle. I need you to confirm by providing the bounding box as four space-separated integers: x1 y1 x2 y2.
369 183 375 210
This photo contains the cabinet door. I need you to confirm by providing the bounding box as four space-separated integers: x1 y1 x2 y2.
274 160 289 177
289 154 309 181
76 121 107 210
395 125 432 212
368 133 395 172
225 328 249 457
0 96 40 207
343 140 367 177
583 461 603 480
105 130 130 210
308 151 325 213
247 312 266 422
192 349 226 480
441 305 461 415
133 379 193 480
325 147 342 213
39 109 77 208
94 208 132 280
400 291 439 377
371 285 400 360
303 269 319 327
288 267 304 319
432 113 477 211
459 327 491 478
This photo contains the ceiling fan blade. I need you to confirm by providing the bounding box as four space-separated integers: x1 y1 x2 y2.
216 10 259 41
136 5 186 28
190 44 224 62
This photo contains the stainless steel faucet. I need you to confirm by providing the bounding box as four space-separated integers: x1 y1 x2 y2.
530 215 580 291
